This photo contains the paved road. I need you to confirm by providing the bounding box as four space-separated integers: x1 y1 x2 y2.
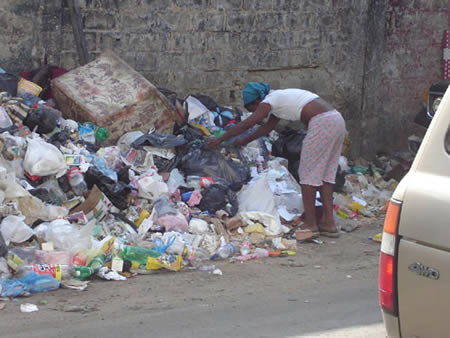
0 221 385 338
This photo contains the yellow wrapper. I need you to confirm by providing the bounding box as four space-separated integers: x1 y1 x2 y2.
146 255 183 272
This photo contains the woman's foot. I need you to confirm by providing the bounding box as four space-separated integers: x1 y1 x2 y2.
318 222 340 238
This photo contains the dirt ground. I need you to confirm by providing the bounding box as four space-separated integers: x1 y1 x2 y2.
0 214 385 338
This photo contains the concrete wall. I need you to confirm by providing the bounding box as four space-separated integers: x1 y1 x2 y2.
0 0 448 158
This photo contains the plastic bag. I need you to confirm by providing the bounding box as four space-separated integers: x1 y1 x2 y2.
0 133 26 161
189 218 209 234
238 174 279 218
0 73 19 96
131 133 187 149
0 257 10 279
19 271 60 293
152 196 177 217
0 231 7 257
23 106 58 134
176 143 250 191
167 168 186 193
197 184 238 216
84 166 131 210
0 278 27 297
146 254 183 272
240 211 289 236
23 138 66 177
0 215 34 245
184 95 213 122
155 213 188 233
271 129 306 182
0 107 13 129
162 232 185 255
45 219 94 254
137 170 168 200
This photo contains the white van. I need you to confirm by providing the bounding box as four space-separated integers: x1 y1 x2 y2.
379 84 450 337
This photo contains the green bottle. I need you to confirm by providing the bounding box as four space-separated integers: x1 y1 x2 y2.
88 254 107 272
121 246 161 265
72 266 93 280
95 127 108 142
72 254 107 280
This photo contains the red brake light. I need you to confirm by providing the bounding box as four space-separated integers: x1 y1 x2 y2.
379 252 396 314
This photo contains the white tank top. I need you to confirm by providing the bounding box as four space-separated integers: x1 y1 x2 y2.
261 89 319 121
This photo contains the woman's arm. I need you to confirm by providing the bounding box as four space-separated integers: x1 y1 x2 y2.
237 114 280 146
207 103 272 148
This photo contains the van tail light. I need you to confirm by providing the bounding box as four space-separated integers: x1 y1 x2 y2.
379 200 401 316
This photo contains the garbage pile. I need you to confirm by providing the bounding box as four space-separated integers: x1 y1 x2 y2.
0 53 401 300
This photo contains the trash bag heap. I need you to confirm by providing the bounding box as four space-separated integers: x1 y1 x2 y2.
0 53 403 298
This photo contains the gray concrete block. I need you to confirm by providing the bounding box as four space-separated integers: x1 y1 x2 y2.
243 0 272 11
169 32 208 52
226 13 257 32
192 13 225 31
217 0 242 11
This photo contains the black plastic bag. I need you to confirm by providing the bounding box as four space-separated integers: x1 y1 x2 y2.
131 133 187 149
174 123 204 142
0 231 7 257
197 184 239 216
192 94 219 112
273 128 345 191
84 167 131 210
272 129 307 162
0 73 18 96
23 106 58 134
175 143 250 191
48 130 72 147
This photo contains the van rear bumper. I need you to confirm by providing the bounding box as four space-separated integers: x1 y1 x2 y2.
382 310 401 337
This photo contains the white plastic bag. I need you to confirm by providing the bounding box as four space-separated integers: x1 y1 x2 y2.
184 96 213 122
24 138 67 177
189 218 209 234
0 215 34 245
167 168 186 193
46 219 94 254
137 170 168 200
239 211 289 236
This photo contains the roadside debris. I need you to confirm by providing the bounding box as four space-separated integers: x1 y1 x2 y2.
20 303 39 313
0 52 400 300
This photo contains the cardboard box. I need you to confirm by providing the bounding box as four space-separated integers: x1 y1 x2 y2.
52 51 177 143
70 185 114 222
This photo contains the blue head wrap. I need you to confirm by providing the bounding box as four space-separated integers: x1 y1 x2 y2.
242 82 271 106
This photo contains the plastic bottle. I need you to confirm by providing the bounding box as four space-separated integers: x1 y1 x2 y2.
72 266 93 280
72 253 107 280
121 246 161 265
256 155 264 173
16 264 72 281
71 252 89 267
186 246 210 263
216 242 237 259
240 241 252 256
88 254 107 272
67 168 88 196
255 248 269 257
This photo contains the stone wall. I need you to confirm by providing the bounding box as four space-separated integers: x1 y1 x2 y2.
0 0 448 158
